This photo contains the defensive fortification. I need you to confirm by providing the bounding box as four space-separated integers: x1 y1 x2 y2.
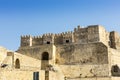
20 25 119 49
0 25 120 80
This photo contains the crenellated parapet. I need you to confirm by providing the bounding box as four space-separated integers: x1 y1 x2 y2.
32 36 43 46
42 33 54 44
54 31 74 44
54 33 63 44
20 25 120 49
20 25 104 47
21 35 32 47
61 31 74 44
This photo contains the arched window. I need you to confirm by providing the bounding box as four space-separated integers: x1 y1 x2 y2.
15 58 20 69
111 65 120 76
113 65 119 72
42 52 49 60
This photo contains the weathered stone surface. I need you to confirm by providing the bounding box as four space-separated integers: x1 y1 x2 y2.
1 25 120 80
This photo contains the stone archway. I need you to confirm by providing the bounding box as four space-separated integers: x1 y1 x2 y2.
15 58 20 69
42 52 49 60
41 52 49 80
41 52 49 70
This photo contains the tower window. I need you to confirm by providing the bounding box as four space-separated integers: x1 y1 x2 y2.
113 65 119 72
66 40 69 43
15 58 20 69
47 41 50 44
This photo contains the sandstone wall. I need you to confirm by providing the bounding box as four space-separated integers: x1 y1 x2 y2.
66 77 111 80
18 44 56 65
112 77 120 80
59 64 109 78
0 70 45 80
49 71 64 80
20 25 110 47
56 42 108 65
14 52 41 70
107 48 120 77
109 31 120 49
0 47 7 64
99 26 109 45
110 48 120 66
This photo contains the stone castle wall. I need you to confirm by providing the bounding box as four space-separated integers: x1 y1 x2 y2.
17 25 120 80
60 64 109 78
1 25 120 80
0 47 7 64
20 25 120 50
55 42 108 65
20 25 109 47
0 48 46 80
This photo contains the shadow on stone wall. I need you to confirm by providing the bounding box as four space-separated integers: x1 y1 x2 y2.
111 65 120 76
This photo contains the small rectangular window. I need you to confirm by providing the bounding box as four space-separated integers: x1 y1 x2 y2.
33 72 39 80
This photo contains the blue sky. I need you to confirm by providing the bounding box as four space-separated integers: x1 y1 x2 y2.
0 0 120 51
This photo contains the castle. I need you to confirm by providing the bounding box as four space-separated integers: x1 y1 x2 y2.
0 25 120 80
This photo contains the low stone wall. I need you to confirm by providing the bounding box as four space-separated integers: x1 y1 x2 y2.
59 64 109 78
66 77 111 80
0 70 45 80
112 77 120 80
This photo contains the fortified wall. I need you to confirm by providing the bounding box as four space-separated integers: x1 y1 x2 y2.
1 25 120 80
17 25 120 79
20 25 120 49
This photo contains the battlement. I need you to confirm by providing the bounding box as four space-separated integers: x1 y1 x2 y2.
61 31 74 44
21 35 32 38
20 25 120 49
74 25 81 32
32 35 43 46
21 35 32 47
42 33 54 45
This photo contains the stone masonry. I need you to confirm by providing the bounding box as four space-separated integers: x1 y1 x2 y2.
0 25 120 80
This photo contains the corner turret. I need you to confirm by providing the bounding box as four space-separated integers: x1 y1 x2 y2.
21 35 32 47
